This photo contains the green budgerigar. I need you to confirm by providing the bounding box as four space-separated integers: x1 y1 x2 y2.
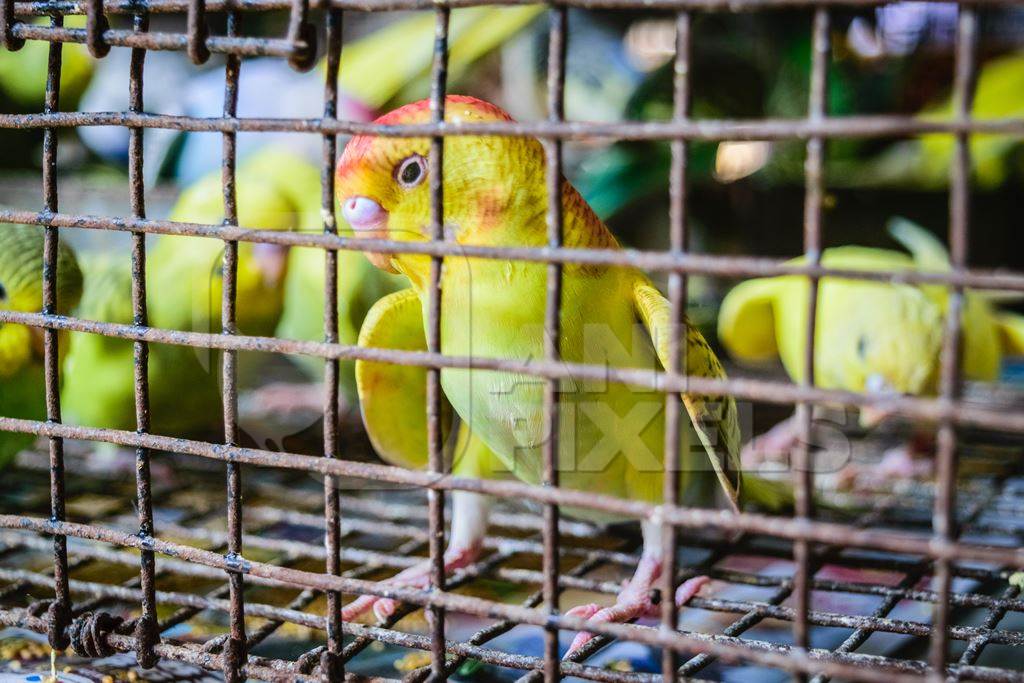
848 51 1024 189
334 96 774 653
61 147 308 438
718 218 1024 464
0 225 83 466
0 16 94 109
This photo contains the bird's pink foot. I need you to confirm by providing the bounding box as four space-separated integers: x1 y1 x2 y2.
341 545 480 623
741 415 801 470
673 575 710 605
878 445 933 479
564 555 709 656
837 438 934 491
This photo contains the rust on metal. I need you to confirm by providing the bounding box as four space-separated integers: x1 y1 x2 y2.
1 0 1022 680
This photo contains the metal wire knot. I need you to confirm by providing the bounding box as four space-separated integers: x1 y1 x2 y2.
287 22 318 72
285 0 317 72
69 611 124 658
26 599 72 651
186 0 211 64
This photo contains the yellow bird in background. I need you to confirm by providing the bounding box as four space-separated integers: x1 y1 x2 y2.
0 226 83 467
718 218 1024 468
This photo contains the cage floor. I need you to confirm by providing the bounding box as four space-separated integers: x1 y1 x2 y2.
0 427 1022 683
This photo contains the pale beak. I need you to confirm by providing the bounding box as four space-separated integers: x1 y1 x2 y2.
341 196 394 271
860 373 895 428
342 196 387 233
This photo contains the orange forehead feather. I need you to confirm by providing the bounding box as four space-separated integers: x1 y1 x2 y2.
373 95 515 125
337 95 515 183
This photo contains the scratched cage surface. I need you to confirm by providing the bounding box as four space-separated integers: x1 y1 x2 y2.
0 0 1024 681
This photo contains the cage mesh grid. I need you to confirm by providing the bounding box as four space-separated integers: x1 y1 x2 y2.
0 0 1022 680
1 451 1023 682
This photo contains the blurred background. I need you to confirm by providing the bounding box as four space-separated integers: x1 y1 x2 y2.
3 5 1024 679
2 3 1023 450
3 3 1023 448
3 5 1024 253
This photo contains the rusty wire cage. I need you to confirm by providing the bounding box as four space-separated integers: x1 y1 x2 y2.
1 0 1024 680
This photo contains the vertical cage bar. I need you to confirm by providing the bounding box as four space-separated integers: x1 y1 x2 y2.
792 6 829 659
41 12 71 653
127 10 160 669
660 11 691 683
220 11 246 681
186 0 210 64
928 6 976 678
285 0 314 71
84 0 109 58
320 7 345 680
0 0 24 50
541 4 567 680
426 7 451 679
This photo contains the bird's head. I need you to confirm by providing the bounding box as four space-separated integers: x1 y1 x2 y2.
0 225 83 376
816 282 944 428
336 95 548 282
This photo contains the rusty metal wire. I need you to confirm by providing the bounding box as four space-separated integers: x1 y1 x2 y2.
1 455 1023 682
1 0 1024 681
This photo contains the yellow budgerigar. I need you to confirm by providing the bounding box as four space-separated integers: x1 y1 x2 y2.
0 16 93 109
333 96 782 653
718 218 1024 465
0 226 83 466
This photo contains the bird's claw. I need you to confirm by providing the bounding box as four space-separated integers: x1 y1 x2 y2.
563 575 710 658
564 598 653 654
340 545 481 624
836 443 934 491
341 592 404 623
741 416 801 469
340 594 374 623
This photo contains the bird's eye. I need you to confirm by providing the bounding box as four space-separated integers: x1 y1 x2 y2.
395 154 427 189
856 335 868 359
0 282 6 302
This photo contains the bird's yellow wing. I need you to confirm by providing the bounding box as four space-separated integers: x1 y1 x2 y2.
356 288 448 470
339 7 541 110
356 288 506 479
889 218 1007 381
718 246 918 378
998 312 1024 356
633 280 742 512
888 217 952 272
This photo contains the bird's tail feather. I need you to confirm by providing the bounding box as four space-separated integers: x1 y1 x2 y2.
740 472 794 513
740 471 853 516
887 216 951 271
